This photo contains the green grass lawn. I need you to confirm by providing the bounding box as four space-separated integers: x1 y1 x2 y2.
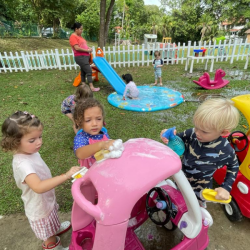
0 37 98 53
0 45 250 215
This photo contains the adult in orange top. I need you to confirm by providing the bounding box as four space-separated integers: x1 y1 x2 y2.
69 22 100 92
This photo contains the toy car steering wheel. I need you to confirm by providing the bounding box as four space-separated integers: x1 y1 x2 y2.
146 187 172 226
228 131 249 152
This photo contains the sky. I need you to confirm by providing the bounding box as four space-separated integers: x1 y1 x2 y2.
144 0 161 7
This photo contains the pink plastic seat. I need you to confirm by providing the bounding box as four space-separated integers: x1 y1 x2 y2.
193 69 229 90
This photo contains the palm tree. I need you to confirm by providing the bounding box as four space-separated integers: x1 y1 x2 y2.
196 14 214 41
150 15 160 34
159 15 173 38
209 24 219 41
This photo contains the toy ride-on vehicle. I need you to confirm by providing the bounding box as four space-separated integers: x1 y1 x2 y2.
213 94 250 222
69 138 213 250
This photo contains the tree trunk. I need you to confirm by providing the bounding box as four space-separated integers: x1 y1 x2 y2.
98 0 115 49
99 0 106 49
104 0 115 45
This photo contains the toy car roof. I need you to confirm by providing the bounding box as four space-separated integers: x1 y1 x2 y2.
83 138 182 224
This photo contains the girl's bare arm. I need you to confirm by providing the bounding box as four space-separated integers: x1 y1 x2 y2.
25 166 81 194
75 140 115 159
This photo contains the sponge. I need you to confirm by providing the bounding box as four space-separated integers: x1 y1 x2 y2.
94 149 110 162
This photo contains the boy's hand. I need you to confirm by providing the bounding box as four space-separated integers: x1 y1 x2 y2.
160 129 169 144
66 166 81 179
215 187 230 200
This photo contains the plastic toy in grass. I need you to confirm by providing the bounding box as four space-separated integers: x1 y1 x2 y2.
193 69 229 90
108 86 184 112
162 127 185 156
193 48 207 57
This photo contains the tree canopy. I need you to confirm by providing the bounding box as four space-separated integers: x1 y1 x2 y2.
1 0 249 44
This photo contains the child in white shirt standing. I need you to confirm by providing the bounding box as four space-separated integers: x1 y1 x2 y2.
1 111 81 250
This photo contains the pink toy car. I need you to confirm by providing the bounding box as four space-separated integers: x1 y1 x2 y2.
213 95 250 222
69 138 212 250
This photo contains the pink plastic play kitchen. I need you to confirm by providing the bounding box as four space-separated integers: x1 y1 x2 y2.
69 138 213 250
213 94 250 222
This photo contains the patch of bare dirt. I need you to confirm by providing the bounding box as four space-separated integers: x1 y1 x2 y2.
1 203 249 250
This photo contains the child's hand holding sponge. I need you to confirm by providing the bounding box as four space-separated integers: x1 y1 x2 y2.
94 139 124 162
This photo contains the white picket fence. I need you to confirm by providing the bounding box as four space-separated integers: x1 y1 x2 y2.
0 38 250 73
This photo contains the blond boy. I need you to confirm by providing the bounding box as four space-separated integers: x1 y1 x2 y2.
161 98 240 207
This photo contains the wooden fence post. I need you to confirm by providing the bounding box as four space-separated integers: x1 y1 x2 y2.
230 39 238 64
21 51 29 72
55 49 62 70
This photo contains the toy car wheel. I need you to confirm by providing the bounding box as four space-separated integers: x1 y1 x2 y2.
223 198 243 222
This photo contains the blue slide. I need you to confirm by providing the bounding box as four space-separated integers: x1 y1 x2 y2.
93 57 126 95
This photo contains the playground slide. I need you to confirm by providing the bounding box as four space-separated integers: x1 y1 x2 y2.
93 57 126 95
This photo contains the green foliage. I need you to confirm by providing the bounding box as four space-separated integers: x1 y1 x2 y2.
76 0 100 39
170 0 202 43
0 20 40 38
196 14 216 42
203 0 250 24
1 0 250 51
0 0 21 21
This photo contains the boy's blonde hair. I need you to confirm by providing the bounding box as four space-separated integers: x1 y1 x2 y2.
193 98 240 132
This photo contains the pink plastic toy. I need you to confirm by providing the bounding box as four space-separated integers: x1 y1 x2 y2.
193 69 229 89
70 138 212 250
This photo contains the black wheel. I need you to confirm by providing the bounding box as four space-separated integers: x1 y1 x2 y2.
223 198 243 222
157 210 177 231
146 187 172 226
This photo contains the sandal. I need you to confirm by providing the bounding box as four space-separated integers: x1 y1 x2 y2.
42 236 68 250
91 87 100 92
56 221 71 236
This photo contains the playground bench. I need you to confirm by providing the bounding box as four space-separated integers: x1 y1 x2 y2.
185 56 216 73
